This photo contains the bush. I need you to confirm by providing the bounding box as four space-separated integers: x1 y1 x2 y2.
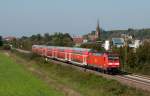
3 44 11 50
81 43 105 52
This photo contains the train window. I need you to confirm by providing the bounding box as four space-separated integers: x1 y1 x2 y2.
74 51 82 54
92 52 103 56
59 49 64 52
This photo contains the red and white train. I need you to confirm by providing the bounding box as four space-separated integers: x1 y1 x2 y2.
32 45 120 72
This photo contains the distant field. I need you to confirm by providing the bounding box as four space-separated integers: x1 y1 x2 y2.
11 50 150 96
0 52 64 96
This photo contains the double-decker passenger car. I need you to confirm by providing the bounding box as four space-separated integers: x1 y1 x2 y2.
32 45 120 72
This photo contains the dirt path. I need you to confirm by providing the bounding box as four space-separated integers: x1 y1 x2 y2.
4 51 82 96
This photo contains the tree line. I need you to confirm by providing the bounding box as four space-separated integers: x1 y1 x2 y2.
10 32 74 50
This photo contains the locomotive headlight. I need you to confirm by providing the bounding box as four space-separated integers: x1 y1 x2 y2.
109 63 113 65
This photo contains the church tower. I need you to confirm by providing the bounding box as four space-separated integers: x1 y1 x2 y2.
96 20 101 39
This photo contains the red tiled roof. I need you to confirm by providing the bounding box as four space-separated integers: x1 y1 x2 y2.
73 36 83 44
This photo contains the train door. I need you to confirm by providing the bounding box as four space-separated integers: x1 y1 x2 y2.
83 55 88 65
69 52 72 61
51 48 54 58
45 48 48 56
65 51 67 60
55 49 58 58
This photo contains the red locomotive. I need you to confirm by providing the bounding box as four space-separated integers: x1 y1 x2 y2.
32 45 120 72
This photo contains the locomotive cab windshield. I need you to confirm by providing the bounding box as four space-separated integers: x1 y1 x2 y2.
107 54 120 67
108 55 119 60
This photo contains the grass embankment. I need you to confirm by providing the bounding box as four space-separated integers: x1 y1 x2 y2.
12 50 150 96
0 52 64 96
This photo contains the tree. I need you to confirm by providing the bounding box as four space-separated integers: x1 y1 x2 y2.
126 49 137 69
44 33 51 42
37 34 42 41
51 32 74 47
0 36 3 46
136 41 150 64
81 42 105 52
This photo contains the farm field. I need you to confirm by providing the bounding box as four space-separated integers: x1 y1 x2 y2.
10 50 150 96
0 52 64 96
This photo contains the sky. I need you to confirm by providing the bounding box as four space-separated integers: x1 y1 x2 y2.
0 0 150 37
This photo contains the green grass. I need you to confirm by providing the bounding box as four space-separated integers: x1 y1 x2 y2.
13 51 150 96
0 52 64 96
34 60 149 96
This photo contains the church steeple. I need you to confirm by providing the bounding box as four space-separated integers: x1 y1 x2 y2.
96 19 101 38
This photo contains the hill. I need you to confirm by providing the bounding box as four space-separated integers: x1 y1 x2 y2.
101 28 150 40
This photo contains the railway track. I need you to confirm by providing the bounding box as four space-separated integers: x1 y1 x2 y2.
14 48 150 91
123 74 150 84
115 75 150 91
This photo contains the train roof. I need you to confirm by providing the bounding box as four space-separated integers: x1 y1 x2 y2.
33 45 91 52
71 47 91 52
